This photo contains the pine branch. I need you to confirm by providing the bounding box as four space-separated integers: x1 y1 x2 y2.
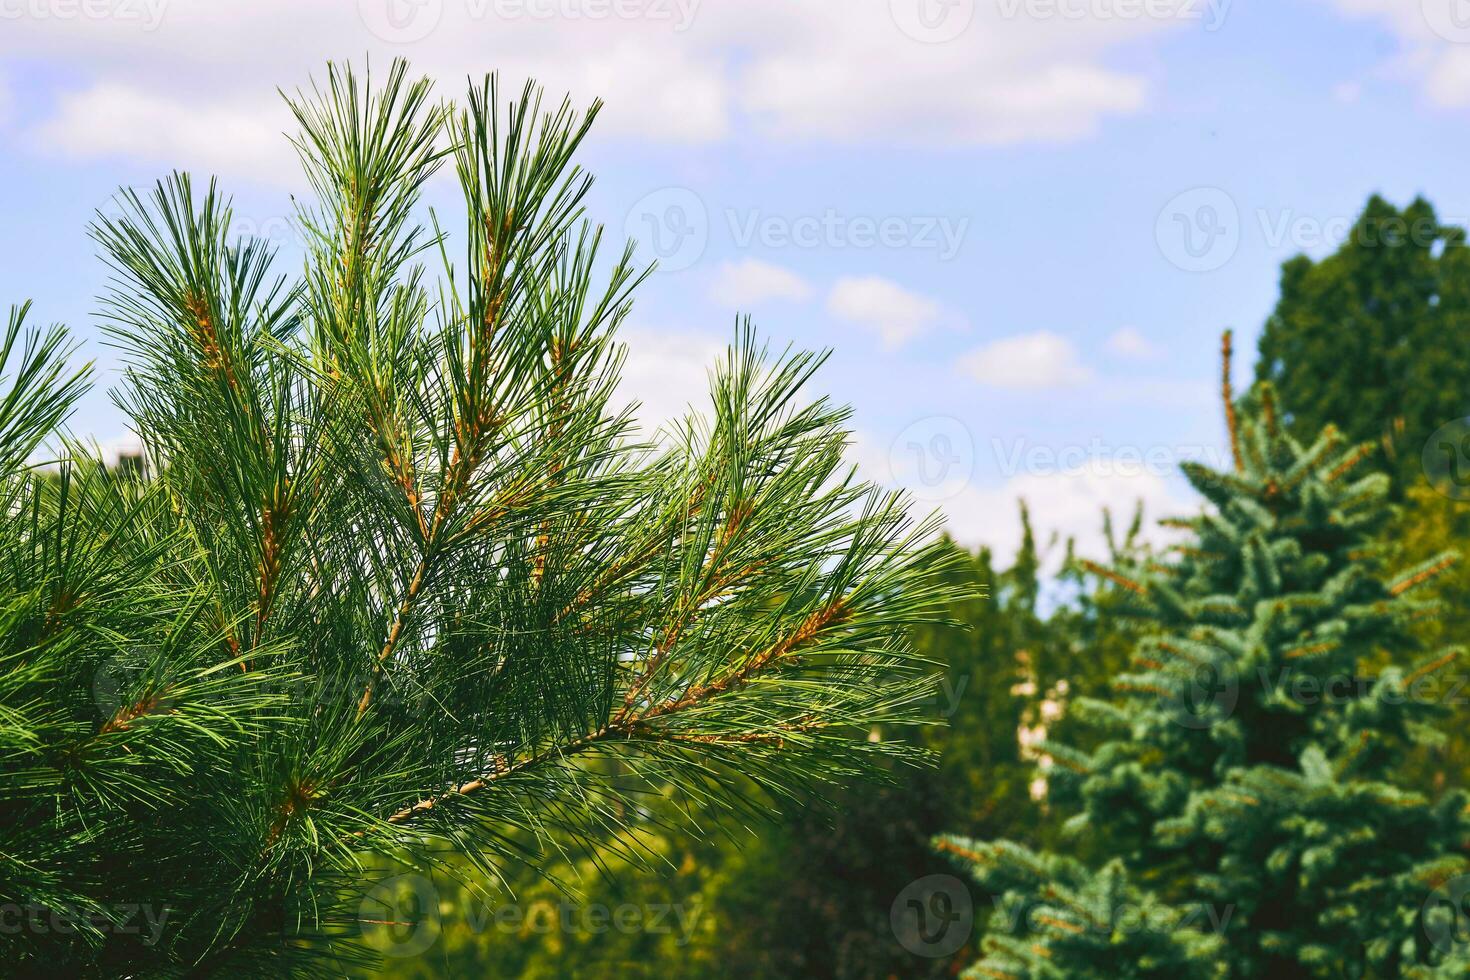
1 59 970 975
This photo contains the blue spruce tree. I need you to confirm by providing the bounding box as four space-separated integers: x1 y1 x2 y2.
939 334 1470 978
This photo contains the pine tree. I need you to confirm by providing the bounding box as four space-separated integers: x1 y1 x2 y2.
939 334 1470 978
0 61 964 976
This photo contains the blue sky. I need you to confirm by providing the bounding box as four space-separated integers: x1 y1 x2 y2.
1 0 1465 561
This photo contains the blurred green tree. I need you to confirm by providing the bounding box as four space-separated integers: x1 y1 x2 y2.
1389 486 1470 794
1254 195 1470 491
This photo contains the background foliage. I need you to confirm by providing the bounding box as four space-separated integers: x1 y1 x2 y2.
367 196 1470 978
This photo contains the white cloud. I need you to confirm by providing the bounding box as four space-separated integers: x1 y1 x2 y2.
7 2 729 174
717 0 1178 145
850 423 1194 570
1421 49 1470 107
826 276 947 350
32 82 298 183
937 460 1190 571
0 0 1182 182
1106 326 1161 359
958 331 1092 389
615 325 725 435
1321 0 1470 109
709 259 813 308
